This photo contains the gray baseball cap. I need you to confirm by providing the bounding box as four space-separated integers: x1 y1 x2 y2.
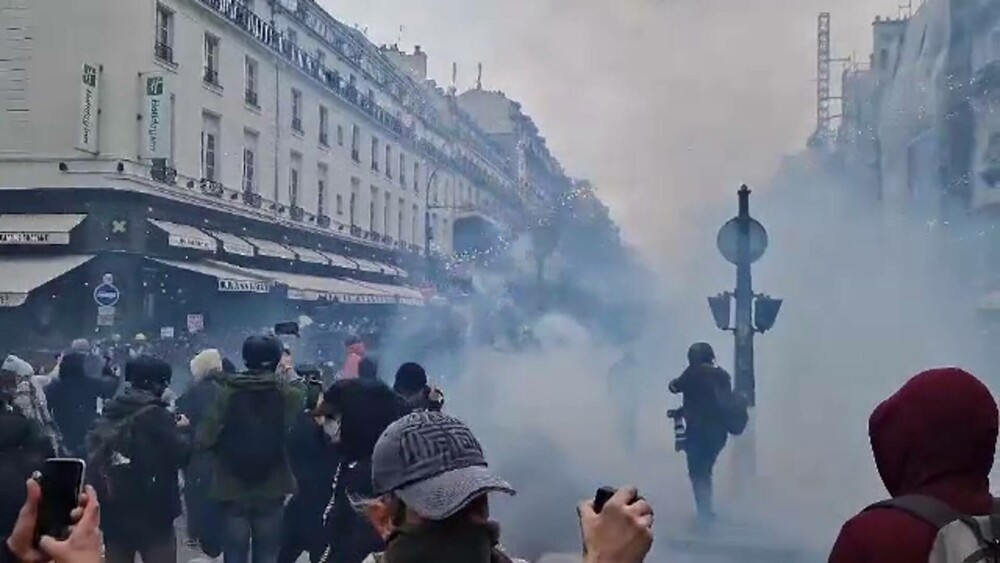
372 411 515 520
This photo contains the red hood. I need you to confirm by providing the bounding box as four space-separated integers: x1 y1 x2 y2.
869 368 997 511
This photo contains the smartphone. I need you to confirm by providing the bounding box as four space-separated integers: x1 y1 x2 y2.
274 321 300 337
35 458 85 544
594 486 616 514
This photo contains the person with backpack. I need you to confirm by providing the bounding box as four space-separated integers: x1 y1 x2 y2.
829 367 999 563
197 335 305 563
668 342 745 522
86 355 191 563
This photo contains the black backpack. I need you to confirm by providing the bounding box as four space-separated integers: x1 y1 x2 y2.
217 383 287 484
714 380 749 436
85 405 158 505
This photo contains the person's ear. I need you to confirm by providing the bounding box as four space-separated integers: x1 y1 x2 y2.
364 497 395 541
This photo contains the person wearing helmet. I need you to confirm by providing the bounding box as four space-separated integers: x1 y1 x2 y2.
669 342 731 522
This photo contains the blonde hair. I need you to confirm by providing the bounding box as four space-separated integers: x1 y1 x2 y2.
190 349 223 381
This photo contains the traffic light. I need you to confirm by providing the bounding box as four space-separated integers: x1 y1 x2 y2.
708 293 732 331
754 295 782 333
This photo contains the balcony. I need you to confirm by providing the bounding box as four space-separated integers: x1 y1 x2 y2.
203 67 220 87
245 89 259 107
289 205 305 222
150 164 177 185
317 214 332 228
242 190 262 208
292 118 303 134
350 225 363 237
155 42 174 64
200 179 224 197
408 243 422 253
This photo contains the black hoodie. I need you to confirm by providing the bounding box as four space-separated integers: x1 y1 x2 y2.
92 389 190 549
0 404 53 536
45 353 120 456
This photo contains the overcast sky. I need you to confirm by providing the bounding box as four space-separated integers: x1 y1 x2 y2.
321 0 905 270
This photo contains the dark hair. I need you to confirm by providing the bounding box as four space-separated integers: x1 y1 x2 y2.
359 357 379 380
345 335 362 347
125 355 172 392
221 357 237 374
687 342 715 366
394 362 427 394
242 335 283 371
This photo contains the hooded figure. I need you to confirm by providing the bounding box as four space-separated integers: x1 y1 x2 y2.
393 363 444 413
45 351 120 456
829 368 998 563
176 349 227 557
341 337 366 380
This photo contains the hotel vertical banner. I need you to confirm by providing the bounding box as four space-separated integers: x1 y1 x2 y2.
76 63 100 154
140 72 172 160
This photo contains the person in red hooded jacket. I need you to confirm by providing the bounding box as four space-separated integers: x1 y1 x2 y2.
829 367 998 563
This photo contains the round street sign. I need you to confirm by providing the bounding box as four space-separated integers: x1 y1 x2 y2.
717 217 768 265
93 283 120 307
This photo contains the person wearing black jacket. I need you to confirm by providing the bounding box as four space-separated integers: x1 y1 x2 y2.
392 363 444 413
668 342 730 522
0 371 53 538
45 351 120 457
89 356 191 563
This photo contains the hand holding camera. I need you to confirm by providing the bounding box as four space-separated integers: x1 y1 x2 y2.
578 486 653 563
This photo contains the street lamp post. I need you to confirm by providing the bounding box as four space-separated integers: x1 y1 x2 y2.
709 184 782 484
425 167 440 260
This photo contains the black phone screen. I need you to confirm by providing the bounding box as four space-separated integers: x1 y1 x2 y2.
36 459 84 543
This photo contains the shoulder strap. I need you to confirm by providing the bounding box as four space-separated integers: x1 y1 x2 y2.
864 495 962 529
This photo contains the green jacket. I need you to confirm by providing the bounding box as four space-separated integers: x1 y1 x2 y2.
196 370 305 505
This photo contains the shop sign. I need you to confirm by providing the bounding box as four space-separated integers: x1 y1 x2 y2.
76 62 100 154
167 234 215 252
140 73 172 160
0 232 71 245
0 293 28 308
160 326 175 339
187 313 204 333
96 311 114 327
218 279 270 294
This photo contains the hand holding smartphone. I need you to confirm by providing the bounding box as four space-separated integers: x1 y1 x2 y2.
34 458 86 545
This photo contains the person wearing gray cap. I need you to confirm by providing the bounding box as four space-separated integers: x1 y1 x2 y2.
360 411 521 563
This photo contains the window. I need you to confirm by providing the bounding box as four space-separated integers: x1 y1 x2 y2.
879 48 889 71
370 137 380 171
244 57 259 107
315 49 326 67
337 124 344 147
351 125 360 162
385 145 393 178
203 34 220 85
200 113 220 181
350 177 360 226
412 204 419 244
242 130 258 193
369 186 378 233
289 152 302 207
336 194 343 215
398 198 405 241
319 106 329 146
317 164 328 217
383 192 391 236
155 5 174 63
399 153 407 186
413 161 420 192
291 89 303 133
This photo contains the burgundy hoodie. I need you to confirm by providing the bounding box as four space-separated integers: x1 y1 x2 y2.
829 368 998 563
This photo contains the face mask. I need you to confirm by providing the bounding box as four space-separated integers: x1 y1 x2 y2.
322 417 341 443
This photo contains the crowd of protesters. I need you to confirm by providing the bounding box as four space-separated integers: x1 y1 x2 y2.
0 323 998 563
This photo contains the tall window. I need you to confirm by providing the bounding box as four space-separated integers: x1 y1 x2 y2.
351 125 360 162
369 186 378 233
385 145 393 178
291 89 303 133
317 164 328 217
203 34 220 85
244 57 258 106
383 193 390 236
289 152 302 207
242 130 258 193
337 124 345 147
155 4 174 63
349 177 360 226
411 204 419 245
399 153 407 186
413 161 420 192
315 49 326 67
370 137 380 171
398 198 405 241
200 113 220 181
319 106 329 146
336 194 344 215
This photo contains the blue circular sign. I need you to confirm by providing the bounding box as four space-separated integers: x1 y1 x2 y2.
93 283 120 307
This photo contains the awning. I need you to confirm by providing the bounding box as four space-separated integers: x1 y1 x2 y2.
243 269 397 305
0 255 94 307
351 280 425 306
353 257 391 274
0 214 86 245
316 250 359 270
288 245 329 265
148 219 217 253
243 237 296 260
209 231 255 257
150 258 272 294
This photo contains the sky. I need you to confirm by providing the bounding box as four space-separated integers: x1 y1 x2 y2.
321 0 907 272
